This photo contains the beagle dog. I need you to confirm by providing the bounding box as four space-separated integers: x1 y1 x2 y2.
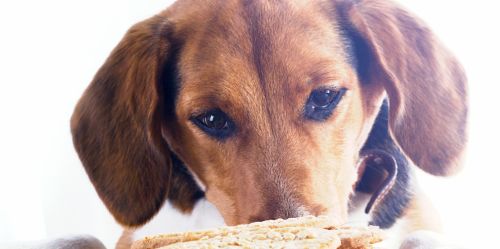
71 0 467 248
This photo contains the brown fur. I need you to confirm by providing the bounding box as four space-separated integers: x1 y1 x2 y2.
71 0 467 243
339 0 468 176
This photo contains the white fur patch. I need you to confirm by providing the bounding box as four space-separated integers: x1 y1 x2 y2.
132 199 225 241
399 230 465 249
348 192 406 248
347 192 371 226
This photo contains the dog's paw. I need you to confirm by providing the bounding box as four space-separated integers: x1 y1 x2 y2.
399 230 466 249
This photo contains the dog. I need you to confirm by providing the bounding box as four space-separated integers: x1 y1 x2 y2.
71 0 468 248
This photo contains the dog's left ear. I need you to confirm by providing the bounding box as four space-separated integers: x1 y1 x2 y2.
337 0 468 176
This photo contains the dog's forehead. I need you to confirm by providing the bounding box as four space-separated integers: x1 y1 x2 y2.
171 0 352 118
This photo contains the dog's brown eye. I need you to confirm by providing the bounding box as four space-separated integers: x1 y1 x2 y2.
192 109 235 139
311 89 336 108
305 88 346 121
202 113 228 129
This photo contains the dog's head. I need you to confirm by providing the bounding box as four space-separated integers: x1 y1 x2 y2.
71 0 467 227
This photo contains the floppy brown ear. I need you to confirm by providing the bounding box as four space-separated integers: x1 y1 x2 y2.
337 0 468 176
71 15 202 227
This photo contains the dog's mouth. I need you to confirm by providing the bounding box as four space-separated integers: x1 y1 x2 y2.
355 150 398 214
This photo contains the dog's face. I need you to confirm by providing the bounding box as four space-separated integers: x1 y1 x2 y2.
71 0 467 227
164 1 384 225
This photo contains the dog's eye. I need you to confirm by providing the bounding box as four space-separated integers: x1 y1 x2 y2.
304 88 347 121
192 109 235 139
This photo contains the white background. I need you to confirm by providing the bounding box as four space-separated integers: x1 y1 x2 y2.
0 0 499 248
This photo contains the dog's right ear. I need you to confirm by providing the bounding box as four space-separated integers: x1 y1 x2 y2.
71 15 202 227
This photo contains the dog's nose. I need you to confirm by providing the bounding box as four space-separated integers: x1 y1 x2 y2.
250 200 313 223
